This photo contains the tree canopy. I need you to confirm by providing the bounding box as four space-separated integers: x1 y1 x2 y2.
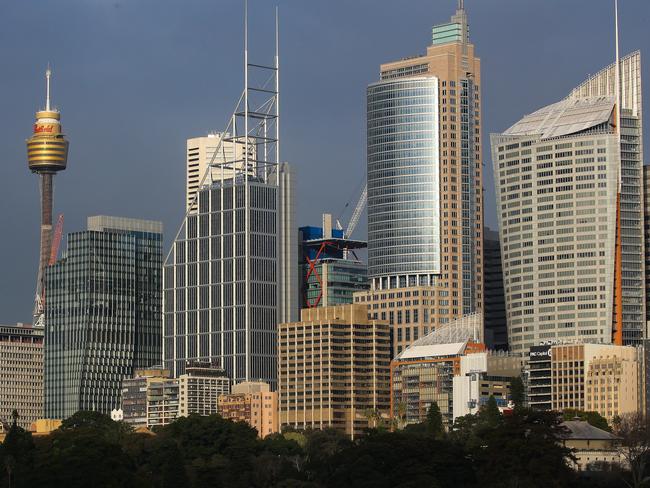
0 408 632 488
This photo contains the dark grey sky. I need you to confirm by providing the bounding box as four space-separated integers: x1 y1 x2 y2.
1 0 648 323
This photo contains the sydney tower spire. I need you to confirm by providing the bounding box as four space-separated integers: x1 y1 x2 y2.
26 68 69 326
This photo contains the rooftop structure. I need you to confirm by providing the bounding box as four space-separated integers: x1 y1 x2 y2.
300 213 368 308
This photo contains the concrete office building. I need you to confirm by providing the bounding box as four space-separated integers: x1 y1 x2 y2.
452 350 523 420
44 216 163 419
218 381 278 438
492 52 644 352
278 304 391 439
121 368 171 427
358 1 483 357
644 167 650 328
0 324 44 428
186 133 255 212
300 213 368 308
391 313 485 426
526 342 638 421
483 228 507 350
527 344 553 411
178 360 230 417
147 378 180 428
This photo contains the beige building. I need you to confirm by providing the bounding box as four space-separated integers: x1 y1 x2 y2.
560 420 622 471
178 361 230 417
278 304 391 439
218 382 278 438
186 133 255 211
360 2 483 358
551 343 638 422
0 324 43 428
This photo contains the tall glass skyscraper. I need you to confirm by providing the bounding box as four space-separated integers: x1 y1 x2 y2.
491 52 644 352
356 1 484 356
44 216 163 418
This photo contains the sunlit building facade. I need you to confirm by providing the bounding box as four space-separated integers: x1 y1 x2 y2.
491 52 644 352
359 2 484 356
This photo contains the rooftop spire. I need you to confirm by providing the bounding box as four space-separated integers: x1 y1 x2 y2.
45 66 51 111
458 0 464 10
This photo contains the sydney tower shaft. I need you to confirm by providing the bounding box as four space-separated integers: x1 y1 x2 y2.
27 69 69 323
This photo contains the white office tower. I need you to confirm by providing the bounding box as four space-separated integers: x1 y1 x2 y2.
186 133 255 211
491 52 644 352
164 10 297 386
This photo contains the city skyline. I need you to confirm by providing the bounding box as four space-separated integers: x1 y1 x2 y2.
0 0 648 323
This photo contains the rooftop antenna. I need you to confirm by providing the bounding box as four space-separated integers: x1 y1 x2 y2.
614 0 621 157
45 66 51 111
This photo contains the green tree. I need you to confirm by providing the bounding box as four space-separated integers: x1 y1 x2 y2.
510 376 525 408
472 409 576 488
0 410 35 488
425 402 444 438
478 395 502 427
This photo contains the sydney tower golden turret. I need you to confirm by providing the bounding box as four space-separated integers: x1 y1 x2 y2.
27 68 69 325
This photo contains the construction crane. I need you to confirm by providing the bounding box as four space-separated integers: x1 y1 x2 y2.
34 214 64 328
345 182 367 239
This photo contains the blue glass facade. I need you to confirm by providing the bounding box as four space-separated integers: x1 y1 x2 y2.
367 77 440 287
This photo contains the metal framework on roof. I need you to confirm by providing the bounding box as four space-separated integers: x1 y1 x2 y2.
410 312 483 347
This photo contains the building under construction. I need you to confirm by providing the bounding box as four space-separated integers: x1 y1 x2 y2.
26 69 69 327
300 213 368 309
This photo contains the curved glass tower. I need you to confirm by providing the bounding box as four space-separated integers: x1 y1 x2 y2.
356 1 483 357
367 78 440 286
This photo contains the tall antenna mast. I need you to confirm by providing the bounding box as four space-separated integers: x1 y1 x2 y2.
275 6 280 184
614 0 621 164
45 67 52 111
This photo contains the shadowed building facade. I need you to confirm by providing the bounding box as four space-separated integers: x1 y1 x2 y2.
44 216 163 419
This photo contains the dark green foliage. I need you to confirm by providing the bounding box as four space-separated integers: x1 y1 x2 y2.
425 401 444 438
562 409 611 432
0 407 630 488
478 395 502 427
510 376 525 407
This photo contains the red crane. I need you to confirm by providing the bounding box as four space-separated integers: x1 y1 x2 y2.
49 214 64 265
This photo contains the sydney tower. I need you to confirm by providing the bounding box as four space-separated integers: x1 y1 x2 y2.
26 69 69 325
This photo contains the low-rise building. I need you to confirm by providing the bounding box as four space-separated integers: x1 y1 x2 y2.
526 343 639 422
452 351 523 420
278 304 391 439
178 361 230 417
218 382 278 438
560 420 622 471
0 323 44 428
148 378 180 428
552 344 638 422
121 368 171 427
391 313 485 426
